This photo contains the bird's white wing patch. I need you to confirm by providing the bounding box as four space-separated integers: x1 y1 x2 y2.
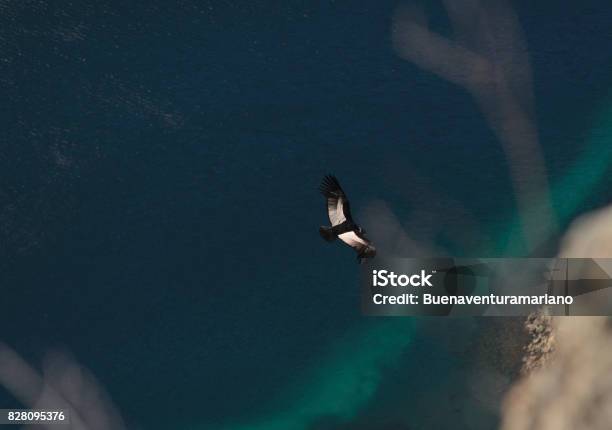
328 197 347 226
338 231 367 248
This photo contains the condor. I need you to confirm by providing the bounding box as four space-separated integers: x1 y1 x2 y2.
318 175 376 264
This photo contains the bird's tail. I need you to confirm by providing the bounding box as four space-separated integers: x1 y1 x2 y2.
319 226 336 242
357 245 376 264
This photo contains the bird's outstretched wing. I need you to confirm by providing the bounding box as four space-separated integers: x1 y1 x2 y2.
338 230 369 250
319 174 353 226
338 230 376 259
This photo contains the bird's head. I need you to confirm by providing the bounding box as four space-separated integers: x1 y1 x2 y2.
358 226 366 234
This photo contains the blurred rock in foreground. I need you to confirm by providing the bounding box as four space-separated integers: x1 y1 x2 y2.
502 317 612 430
501 204 612 430
558 205 612 257
520 311 555 376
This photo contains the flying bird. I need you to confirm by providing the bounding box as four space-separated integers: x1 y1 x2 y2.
319 175 376 263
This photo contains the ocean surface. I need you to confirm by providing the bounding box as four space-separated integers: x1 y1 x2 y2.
0 1 611 429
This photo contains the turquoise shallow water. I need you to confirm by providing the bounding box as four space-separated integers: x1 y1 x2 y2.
0 1 611 429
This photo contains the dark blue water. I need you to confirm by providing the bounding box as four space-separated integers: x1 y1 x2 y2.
1 1 611 429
